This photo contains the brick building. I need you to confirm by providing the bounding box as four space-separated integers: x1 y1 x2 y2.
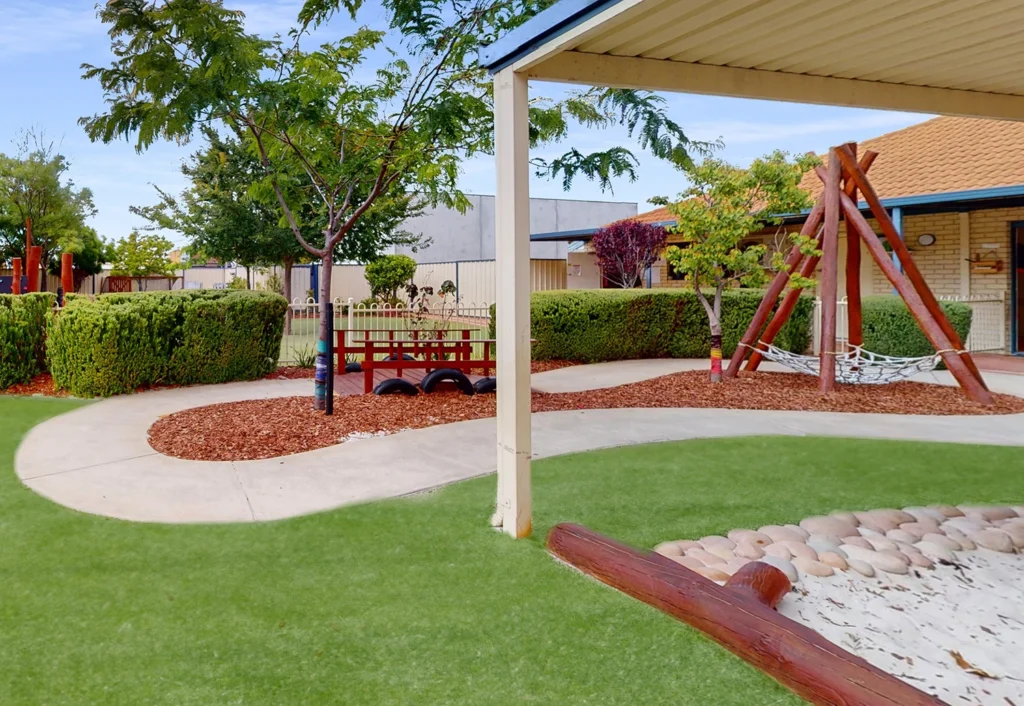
546 117 1024 354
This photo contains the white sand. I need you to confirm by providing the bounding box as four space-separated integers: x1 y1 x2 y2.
777 549 1024 705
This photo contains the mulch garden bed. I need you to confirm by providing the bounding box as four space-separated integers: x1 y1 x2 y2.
0 374 69 398
148 370 1024 462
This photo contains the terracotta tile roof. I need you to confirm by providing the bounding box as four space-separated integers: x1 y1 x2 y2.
613 117 1024 228
801 116 1024 201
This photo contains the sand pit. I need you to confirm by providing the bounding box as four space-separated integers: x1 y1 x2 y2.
654 505 1024 704
779 548 1024 705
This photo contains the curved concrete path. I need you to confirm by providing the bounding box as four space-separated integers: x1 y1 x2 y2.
15 361 1024 524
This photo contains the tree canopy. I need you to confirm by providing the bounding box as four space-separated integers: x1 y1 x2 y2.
80 0 712 409
110 231 177 278
0 132 99 278
659 150 818 380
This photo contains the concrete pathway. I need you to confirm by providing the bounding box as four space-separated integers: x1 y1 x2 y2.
15 361 1024 524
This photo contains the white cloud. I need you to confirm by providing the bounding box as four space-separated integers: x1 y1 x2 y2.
0 2 101 58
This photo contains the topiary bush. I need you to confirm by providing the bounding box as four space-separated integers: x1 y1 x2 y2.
861 296 972 358
0 293 56 389
492 289 814 362
47 290 287 397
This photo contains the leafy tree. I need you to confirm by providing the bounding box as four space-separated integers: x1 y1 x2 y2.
110 231 177 283
132 128 423 333
659 151 818 382
0 131 97 287
47 226 113 293
591 220 667 289
365 254 418 303
81 0 709 409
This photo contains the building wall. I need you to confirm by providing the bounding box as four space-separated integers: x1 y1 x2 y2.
395 195 637 262
567 251 602 290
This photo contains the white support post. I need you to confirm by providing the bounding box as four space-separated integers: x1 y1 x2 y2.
493 68 532 538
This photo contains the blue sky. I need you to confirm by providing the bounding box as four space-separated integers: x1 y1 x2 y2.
0 0 933 246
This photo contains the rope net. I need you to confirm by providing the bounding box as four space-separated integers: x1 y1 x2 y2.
747 343 948 385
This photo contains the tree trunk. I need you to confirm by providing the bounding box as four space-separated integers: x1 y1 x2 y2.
313 255 334 411
694 285 724 383
283 260 293 336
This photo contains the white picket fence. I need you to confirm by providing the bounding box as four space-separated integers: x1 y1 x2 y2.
811 293 1006 354
280 297 492 364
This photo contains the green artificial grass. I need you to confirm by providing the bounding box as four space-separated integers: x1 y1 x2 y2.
1 395 1022 704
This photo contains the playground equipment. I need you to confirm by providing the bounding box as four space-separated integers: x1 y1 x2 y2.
337 328 496 395
547 523 943 706
727 144 992 405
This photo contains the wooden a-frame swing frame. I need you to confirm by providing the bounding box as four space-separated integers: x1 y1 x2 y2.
726 143 993 406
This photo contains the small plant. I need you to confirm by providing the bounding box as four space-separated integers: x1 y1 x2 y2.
227 276 248 290
260 272 284 296
406 279 459 359
365 254 417 303
291 345 317 368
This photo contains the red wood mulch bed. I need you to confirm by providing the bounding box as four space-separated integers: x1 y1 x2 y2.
148 370 1024 462
0 374 69 398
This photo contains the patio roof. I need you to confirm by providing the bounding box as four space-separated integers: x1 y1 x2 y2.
486 0 1024 540
482 0 1024 120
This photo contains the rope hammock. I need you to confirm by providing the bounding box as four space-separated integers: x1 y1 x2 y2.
744 342 954 385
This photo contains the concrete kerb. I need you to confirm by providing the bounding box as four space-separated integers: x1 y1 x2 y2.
14 360 1024 524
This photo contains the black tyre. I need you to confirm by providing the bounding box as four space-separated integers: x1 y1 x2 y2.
420 368 474 395
387 353 416 361
345 361 362 373
472 377 496 394
372 378 419 396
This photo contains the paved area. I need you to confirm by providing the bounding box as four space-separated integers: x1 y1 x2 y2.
15 361 1024 524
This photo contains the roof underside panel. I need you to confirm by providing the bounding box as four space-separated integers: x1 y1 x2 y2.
492 0 1024 117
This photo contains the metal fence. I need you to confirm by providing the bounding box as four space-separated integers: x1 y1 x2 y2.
811 293 1006 355
279 297 492 364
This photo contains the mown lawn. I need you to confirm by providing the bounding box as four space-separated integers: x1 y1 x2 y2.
1 396 1022 704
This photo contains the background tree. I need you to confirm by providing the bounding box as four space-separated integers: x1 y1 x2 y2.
591 220 667 289
82 0 709 409
659 151 818 382
0 131 97 288
364 254 418 303
110 231 177 287
47 226 113 293
132 128 423 333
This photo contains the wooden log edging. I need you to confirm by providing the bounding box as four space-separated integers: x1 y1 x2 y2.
546 523 945 706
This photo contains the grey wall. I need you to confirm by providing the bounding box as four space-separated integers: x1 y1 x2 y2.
396 195 637 262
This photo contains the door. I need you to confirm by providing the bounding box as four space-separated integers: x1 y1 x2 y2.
1014 225 1024 354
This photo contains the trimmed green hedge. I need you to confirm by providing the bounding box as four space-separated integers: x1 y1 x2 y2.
0 293 56 389
861 296 972 357
491 289 814 362
48 290 287 397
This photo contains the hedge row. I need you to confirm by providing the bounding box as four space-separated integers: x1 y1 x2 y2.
48 290 288 397
860 296 972 358
0 293 56 389
491 289 814 362
489 290 974 363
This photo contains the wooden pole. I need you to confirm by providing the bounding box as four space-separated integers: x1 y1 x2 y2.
724 196 825 379
25 246 42 294
746 235 822 370
844 143 864 348
818 150 842 394
61 252 74 298
834 145 988 391
840 193 994 405
11 258 22 295
730 151 876 377
547 523 943 706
